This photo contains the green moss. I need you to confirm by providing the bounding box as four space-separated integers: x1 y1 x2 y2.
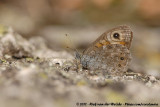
39 72 48 79
105 79 114 83
105 91 127 103
26 58 34 62
77 80 87 86
0 58 7 63
0 25 8 36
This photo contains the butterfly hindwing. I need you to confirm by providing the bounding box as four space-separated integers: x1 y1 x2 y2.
79 25 133 73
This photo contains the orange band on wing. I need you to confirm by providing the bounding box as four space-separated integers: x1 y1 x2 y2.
120 41 126 45
102 41 110 45
95 41 110 48
95 43 103 47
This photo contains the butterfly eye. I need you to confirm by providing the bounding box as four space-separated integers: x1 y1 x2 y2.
120 57 124 60
113 33 120 39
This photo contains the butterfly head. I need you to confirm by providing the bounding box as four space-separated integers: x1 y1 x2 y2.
105 25 133 49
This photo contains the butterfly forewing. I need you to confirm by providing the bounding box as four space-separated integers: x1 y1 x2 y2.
80 25 133 73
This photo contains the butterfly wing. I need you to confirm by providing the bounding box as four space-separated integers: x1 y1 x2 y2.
81 44 131 72
83 25 133 55
80 25 133 73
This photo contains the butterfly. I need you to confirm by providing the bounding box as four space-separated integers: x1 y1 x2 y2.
76 25 133 73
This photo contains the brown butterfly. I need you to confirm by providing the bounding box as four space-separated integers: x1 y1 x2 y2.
76 25 133 73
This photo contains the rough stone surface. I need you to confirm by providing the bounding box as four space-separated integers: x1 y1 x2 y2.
0 26 159 107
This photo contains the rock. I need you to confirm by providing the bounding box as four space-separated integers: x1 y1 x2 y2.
0 25 34 58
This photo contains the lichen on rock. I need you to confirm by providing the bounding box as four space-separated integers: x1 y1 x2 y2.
0 25 159 107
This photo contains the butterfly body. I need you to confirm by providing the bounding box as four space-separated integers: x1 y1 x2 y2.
77 25 133 73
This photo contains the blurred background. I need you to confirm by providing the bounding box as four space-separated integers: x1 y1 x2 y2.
0 0 160 75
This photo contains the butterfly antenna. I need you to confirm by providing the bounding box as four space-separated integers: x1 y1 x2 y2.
65 34 81 72
65 34 81 59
